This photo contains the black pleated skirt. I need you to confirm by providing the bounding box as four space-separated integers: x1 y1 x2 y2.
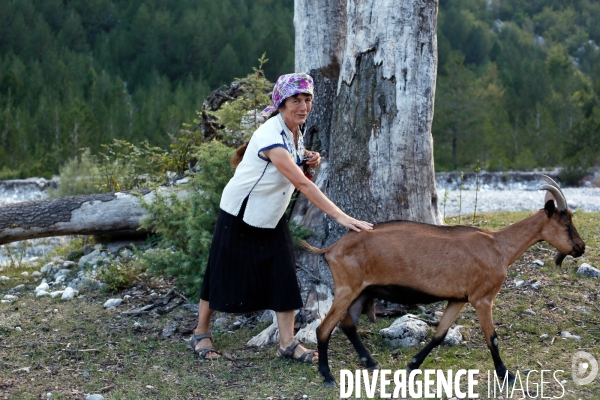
199 198 303 313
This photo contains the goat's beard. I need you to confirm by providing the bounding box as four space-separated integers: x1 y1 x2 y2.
554 252 567 266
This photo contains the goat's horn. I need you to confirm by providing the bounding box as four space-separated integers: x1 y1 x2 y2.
539 184 567 211
539 174 563 191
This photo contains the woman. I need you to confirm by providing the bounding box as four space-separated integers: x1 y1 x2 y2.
192 73 373 361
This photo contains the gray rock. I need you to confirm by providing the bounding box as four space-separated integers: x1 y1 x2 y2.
0 276 10 282
379 314 429 347
62 261 77 269
577 263 600 278
181 303 199 314
21 271 29 277
162 323 178 338
40 263 54 274
3 295 18 302
82 244 93 256
540 334 549 339
103 298 123 308
560 331 581 340
36 290 50 297
524 309 536 316
514 280 525 287
530 259 544 267
35 282 49 292
443 325 463 346
259 310 274 324
78 250 103 267
31 271 42 278
54 269 71 278
49 291 64 299
10 284 25 293
214 317 229 327
531 281 541 290
61 287 76 301
86 395 105 400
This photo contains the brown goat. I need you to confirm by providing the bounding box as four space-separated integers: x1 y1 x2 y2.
301 175 585 386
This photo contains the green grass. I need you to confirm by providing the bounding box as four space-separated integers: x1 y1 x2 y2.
1 211 599 399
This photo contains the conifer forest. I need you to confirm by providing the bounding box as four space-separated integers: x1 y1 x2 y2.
0 0 599 178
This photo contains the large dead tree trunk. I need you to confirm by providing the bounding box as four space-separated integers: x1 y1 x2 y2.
292 0 442 279
0 192 154 245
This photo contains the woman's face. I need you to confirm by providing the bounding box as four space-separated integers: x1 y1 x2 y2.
280 93 313 128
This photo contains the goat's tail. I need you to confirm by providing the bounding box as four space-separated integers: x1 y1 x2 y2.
298 240 331 254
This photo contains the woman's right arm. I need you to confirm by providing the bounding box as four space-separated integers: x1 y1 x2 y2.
263 147 373 232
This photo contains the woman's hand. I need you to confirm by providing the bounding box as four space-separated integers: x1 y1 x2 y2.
304 151 321 167
334 214 374 233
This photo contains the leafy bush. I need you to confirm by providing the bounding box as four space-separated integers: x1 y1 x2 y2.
97 259 143 292
140 140 235 295
49 149 102 197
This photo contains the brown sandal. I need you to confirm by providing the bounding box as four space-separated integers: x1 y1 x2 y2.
276 340 317 363
191 333 220 360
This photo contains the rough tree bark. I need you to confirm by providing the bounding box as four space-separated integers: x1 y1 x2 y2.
292 0 442 277
0 192 155 245
251 0 443 345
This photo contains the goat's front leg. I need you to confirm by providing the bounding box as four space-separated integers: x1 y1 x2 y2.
473 300 515 383
317 294 355 386
408 301 466 371
340 310 378 370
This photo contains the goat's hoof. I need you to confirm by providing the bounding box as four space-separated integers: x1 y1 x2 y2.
366 363 379 371
322 378 337 388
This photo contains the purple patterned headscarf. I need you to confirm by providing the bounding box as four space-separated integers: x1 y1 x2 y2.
260 73 314 118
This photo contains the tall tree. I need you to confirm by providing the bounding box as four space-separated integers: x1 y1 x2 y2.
292 0 442 279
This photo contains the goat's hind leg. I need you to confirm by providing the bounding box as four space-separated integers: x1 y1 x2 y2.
341 299 378 370
407 301 466 371
316 294 355 386
474 300 515 383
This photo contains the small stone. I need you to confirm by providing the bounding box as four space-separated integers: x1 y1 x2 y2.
50 291 64 299
560 331 581 340
21 271 29 277
0 276 10 282
514 280 525 287
150 291 158 297
86 395 105 400
35 283 50 292
162 323 178 338
103 298 123 308
3 295 18 302
380 314 429 348
62 261 77 269
15 326 22 332
531 281 541 289
46 392 52 398
10 284 25 292
83 371 90 378
530 259 544 267
576 263 600 279
31 271 42 278
54 269 71 279
214 317 229 326
259 310 274 324
133 322 142 330
524 309 536 316
443 325 463 346
540 334 549 339
40 263 53 274
123 295 131 300
146 385 154 389
36 290 50 297
61 287 76 301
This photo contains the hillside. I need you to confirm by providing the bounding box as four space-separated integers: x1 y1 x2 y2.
0 0 599 177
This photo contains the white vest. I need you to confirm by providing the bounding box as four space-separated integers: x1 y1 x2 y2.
220 114 305 228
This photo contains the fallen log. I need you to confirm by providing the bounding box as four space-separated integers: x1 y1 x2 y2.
0 191 156 245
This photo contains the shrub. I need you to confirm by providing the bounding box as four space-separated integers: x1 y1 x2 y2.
49 149 102 197
140 140 235 296
98 259 143 292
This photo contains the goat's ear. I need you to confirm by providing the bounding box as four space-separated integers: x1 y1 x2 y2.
544 199 556 218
